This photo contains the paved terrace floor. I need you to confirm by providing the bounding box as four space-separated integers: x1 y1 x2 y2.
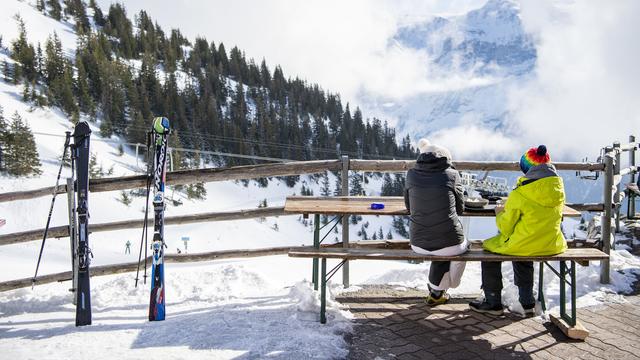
337 285 640 360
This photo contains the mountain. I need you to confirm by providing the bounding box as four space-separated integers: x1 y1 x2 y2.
359 0 535 143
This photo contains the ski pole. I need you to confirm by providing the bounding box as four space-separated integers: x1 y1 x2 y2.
33 132 71 288
135 131 153 287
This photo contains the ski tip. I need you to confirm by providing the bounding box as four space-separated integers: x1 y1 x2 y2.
72 121 92 137
152 117 170 134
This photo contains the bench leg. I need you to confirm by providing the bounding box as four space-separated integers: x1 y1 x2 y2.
538 262 546 312
321 258 327 324
560 261 566 322
560 260 577 327
313 214 320 291
551 260 589 339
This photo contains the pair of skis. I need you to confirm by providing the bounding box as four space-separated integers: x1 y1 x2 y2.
33 117 170 325
136 117 171 321
33 121 92 327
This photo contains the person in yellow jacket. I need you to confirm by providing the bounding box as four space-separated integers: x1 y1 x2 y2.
469 145 567 316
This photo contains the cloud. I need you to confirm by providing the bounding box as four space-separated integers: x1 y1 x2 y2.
508 0 640 159
428 124 519 160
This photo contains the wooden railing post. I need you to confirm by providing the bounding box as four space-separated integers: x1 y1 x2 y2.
341 155 350 288
613 142 621 234
629 135 636 218
601 148 614 284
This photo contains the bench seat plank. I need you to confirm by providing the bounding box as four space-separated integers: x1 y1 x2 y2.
289 247 608 262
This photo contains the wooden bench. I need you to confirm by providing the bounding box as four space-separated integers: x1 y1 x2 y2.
288 247 608 340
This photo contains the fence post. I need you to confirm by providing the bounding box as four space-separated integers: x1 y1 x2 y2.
600 148 614 284
613 142 621 234
66 177 77 305
341 155 350 288
629 135 637 219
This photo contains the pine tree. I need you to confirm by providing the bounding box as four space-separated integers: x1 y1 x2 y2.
5 112 41 176
10 15 36 82
47 0 63 21
334 173 342 195
90 0 106 26
22 80 30 102
0 106 8 170
75 55 95 117
36 0 46 12
2 61 10 83
380 173 393 196
320 171 331 196
392 216 409 238
349 173 364 196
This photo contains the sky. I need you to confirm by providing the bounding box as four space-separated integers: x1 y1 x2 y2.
94 0 640 160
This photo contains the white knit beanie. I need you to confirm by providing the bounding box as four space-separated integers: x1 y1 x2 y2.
417 138 452 161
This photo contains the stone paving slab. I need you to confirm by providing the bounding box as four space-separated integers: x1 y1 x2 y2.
337 285 640 360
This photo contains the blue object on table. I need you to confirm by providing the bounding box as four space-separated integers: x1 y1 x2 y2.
370 203 385 210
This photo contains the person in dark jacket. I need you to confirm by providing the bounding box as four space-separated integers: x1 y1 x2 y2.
404 139 468 306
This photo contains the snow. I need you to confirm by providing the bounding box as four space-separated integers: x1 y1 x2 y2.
0 1 638 359
0 0 78 56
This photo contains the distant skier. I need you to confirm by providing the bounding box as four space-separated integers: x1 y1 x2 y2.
125 240 131 254
177 248 182 254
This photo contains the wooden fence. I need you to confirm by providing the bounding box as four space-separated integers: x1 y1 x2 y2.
0 156 621 291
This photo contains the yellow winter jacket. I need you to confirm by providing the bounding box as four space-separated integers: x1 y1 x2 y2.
483 175 567 256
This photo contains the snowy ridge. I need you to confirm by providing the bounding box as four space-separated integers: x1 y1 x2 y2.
362 0 536 160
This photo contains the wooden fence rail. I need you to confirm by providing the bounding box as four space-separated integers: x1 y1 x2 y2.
350 160 604 172
0 246 302 292
0 160 603 203
0 203 603 247
0 160 343 203
0 207 289 246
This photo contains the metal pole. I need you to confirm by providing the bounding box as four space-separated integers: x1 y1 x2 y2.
66 177 78 304
341 155 350 288
320 258 327 324
600 148 614 284
313 214 319 291
135 144 139 169
629 135 636 219
613 142 621 234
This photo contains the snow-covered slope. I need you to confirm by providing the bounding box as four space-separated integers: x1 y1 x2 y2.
0 1 637 359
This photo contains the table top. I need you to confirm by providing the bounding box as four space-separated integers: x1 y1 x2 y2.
284 196 581 217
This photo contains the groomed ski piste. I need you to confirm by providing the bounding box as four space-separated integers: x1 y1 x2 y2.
1 1 640 359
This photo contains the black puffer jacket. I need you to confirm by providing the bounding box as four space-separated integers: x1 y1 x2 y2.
404 153 465 251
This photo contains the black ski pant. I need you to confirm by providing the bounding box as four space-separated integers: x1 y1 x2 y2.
481 261 535 306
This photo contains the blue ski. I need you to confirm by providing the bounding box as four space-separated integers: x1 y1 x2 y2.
149 117 170 321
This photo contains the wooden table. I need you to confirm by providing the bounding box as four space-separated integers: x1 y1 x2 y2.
284 196 582 291
284 196 581 217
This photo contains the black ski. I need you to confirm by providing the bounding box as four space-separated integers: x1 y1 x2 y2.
73 121 92 327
